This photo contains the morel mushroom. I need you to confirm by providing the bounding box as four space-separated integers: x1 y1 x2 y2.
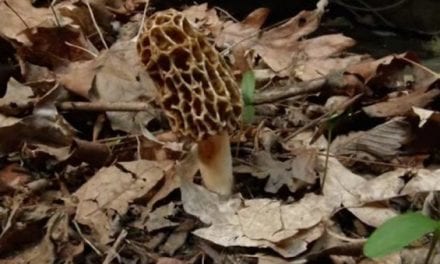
137 9 242 196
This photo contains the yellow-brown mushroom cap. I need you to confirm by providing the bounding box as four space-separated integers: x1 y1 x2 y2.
137 9 242 141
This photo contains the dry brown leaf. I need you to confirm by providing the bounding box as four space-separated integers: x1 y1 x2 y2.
330 117 411 161
74 159 172 247
290 149 318 184
216 2 355 76
295 55 366 81
359 253 401 264
319 157 397 226
216 7 269 72
402 168 440 195
0 164 30 193
215 8 269 49
146 146 198 210
91 40 156 133
349 205 398 228
182 181 332 257
238 199 284 240
346 52 419 83
56 59 99 98
253 9 322 74
182 4 223 36
362 89 440 118
321 156 365 207
0 114 73 155
18 26 96 68
144 203 179 232
412 107 435 128
283 131 328 152
300 34 355 59
353 169 407 203
0 78 34 116
234 150 312 193
67 139 110 167
160 231 188 256
0 0 65 44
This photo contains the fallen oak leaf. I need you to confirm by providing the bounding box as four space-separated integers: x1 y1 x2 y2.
362 89 440 118
253 9 323 74
330 117 411 162
181 181 333 257
74 159 172 248
0 78 35 116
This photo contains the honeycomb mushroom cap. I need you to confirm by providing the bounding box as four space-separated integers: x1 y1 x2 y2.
137 9 242 141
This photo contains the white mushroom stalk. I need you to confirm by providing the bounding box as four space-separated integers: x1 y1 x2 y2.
197 131 233 196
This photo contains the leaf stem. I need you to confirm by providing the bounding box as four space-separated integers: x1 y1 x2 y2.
322 127 332 191
425 228 440 264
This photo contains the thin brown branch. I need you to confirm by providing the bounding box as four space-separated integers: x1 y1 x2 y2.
3 1 29 29
85 0 108 49
283 93 363 142
56 101 151 112
50 1 61 27
253 77 327 105
136 0 150 40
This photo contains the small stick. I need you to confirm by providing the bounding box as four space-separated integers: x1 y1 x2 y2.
50 0 61 27
65 41 98 57
85 0 108 49
3 1 29 29
102 229 127 264
253 77 326 105
56 101 151 112
73 220 102 256
135 0 150 40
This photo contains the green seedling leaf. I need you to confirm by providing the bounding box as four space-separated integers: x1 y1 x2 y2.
240 70 256 123
242 104 255 124
364 212 439 258
241 70 255 105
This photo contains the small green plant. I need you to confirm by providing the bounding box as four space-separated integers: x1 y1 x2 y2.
364 212 440 264
240 70 255 124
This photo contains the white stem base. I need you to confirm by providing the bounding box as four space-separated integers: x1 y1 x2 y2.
197 131 233 196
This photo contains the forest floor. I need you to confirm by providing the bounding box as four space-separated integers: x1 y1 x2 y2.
0 0 440 263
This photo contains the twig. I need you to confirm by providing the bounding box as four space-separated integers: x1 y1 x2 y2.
65 41 98 57
400 57 440 78
84 0 108 49
73 220 103 256
253 77 327 105
284 93 362 142
56 101 151 112
214 6 239 22
102 229 127 264
50 0 61 27
3 1 29 29
135 0 149 40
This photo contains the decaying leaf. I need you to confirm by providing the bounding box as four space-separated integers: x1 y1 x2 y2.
0 78 34 116
362 89 440 118
0 0 68 44
182 3 223 36
319 156 397 226
74 159 172 247
0 114 73 155
91 40 157 133
1 0 440 262
330 117 411 162
235 150 316 193
181 181 333 257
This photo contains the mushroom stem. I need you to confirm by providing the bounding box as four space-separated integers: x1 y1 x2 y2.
197 131 233 196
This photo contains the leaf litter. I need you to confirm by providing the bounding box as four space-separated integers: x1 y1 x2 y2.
0 0 439 263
